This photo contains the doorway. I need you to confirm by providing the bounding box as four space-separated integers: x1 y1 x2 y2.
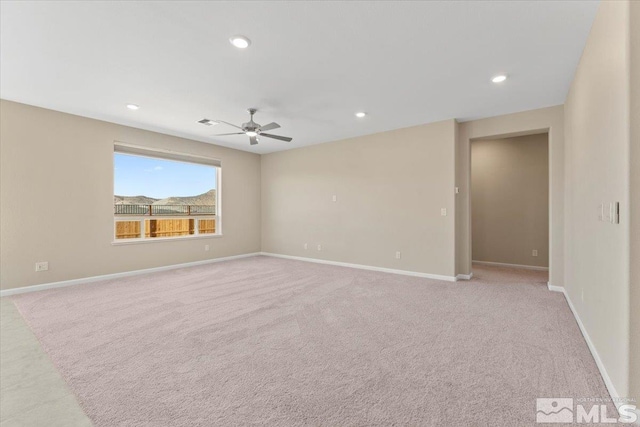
471 133 549 271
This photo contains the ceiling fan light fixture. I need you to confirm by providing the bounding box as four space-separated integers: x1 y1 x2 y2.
229 35 251 49
212 109 292 145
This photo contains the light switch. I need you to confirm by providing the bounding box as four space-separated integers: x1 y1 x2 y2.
441 208 447 216
598 203 604 221
332 195 337 202
610 203 615 224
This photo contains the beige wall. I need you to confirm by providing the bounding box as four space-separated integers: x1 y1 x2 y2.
261 120 457 278
471 134 549 268
456 106 564 283
0 100 261 291
628 0 639 404
564 0 631 399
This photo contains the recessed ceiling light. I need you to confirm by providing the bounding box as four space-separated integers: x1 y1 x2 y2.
126 104 139 110
355 112 366 118
492 75 507 83
229 35 251 49
246 131 258 137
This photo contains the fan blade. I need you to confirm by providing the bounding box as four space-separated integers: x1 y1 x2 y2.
259 122 280 132
250 136 259 145
213 132 245 136
214 120 244 130
260 133 292 142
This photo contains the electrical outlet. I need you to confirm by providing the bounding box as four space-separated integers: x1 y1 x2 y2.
532 250 538 257
204 245 210 251
317 244 322 251
304 243 308 250
455 187 460 194
35 261 48 272
441 208 447 216
396 251 401 259
332 195 337 202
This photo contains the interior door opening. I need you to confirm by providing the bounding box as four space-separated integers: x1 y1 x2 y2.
470 132 550 276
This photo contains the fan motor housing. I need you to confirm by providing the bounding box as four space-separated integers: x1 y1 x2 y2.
243 108 260 131
242 122 260 132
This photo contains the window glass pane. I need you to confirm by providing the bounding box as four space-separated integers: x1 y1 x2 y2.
115 221 141 239
113 151 218 240
114 153 216 215
145 219 195 238
198 219 216 235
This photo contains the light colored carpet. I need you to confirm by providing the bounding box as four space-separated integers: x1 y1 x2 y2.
10 256 613 426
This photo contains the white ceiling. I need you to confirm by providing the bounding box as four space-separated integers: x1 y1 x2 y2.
0 1 599 154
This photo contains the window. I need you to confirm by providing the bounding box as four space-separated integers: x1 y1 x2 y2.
113 143 220 242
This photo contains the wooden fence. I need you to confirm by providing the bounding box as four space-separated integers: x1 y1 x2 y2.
115 218 216 239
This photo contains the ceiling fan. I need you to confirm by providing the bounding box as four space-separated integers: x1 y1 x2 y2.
212 108 292 145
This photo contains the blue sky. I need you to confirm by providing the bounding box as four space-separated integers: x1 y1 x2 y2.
114 153 217 198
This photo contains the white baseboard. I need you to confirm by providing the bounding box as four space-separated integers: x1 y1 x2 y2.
260 252 457 282
472 260 549 271
553 286 627 412
456 273 473 280
0 253 261 297
547 282 565 292
2 252 458 297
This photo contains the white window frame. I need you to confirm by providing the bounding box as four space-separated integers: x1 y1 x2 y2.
112 142 222 245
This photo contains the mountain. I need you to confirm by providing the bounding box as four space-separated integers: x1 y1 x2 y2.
114 195 158 205
153 189 216 206
114 189 215 206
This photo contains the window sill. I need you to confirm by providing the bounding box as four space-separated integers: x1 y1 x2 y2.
112 234 223 246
